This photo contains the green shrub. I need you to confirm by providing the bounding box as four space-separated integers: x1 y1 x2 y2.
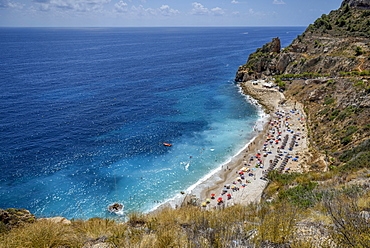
329 109 340 120
339 139 370 162
341 136 352 145
343 152 370 171
279 182 320 208
355 46 363 56
267 170 300 185
319 108 330 116
324 97 335 105
337 112 348 120
345 126 358 136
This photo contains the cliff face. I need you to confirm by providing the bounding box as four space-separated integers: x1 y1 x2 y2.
235 1 370 82
285 78 369 157
236 0 370 165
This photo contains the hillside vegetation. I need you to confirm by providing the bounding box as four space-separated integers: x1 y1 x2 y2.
1 1 370 247
236 0 370 169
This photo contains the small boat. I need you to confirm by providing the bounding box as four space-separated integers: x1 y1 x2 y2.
163 143 172 147
108 203 124 214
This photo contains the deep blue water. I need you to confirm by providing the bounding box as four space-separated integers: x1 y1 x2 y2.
0 27 304 219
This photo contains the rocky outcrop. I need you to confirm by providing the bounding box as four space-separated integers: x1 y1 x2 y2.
260 37 281 53
235 37 284 82
0 208 36 230
235 0 370 81
236 0 370 164
38 216 72 225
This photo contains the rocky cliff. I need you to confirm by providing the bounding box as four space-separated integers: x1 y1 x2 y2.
236 1 370 82
236 0 370 166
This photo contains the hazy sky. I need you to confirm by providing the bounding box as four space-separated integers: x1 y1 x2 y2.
0 0 342 27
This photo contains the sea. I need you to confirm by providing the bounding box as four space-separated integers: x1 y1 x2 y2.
0 27 304 219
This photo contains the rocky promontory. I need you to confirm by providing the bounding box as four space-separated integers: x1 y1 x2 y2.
236 0 370 166
1 1 369 247
236 0 370 82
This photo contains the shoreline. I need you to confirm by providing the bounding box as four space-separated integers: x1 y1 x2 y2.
147 95 269 213
189 80 281 207
150 79 298 213
149 80 311 213
151 79 310 212
195 80 310 209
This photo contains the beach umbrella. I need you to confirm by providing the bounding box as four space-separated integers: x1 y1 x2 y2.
222 188 228 192
206 199 211 203
201 202 207 207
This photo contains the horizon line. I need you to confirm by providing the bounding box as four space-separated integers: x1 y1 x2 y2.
0 25 307 29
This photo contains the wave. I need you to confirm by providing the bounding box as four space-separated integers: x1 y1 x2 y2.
147 86 269 213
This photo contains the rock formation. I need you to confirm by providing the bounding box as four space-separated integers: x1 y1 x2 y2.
236 1 370 82
236 0 370 165
0 208 35 231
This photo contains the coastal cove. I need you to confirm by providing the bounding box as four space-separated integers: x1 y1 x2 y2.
0 27 305 219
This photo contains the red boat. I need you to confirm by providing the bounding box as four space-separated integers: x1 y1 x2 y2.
163 143 172 147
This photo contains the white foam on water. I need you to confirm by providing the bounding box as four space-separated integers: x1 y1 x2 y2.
147 98 269 213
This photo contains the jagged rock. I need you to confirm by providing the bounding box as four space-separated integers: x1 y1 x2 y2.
289 43 307 53
235 0 370 82
259 37 281 54
0 208 36 227
38 216 71 225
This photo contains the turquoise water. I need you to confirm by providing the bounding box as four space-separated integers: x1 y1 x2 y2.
0 27 304 219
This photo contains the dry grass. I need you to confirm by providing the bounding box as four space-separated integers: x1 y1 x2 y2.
1 164 369 248
357 191 370 210
0 220 81 248
1 191 368 248
73 217 117 239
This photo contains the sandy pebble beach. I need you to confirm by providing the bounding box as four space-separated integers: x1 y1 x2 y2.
185 80 310 210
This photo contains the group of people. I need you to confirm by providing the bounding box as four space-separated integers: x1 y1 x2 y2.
202 107 306 208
